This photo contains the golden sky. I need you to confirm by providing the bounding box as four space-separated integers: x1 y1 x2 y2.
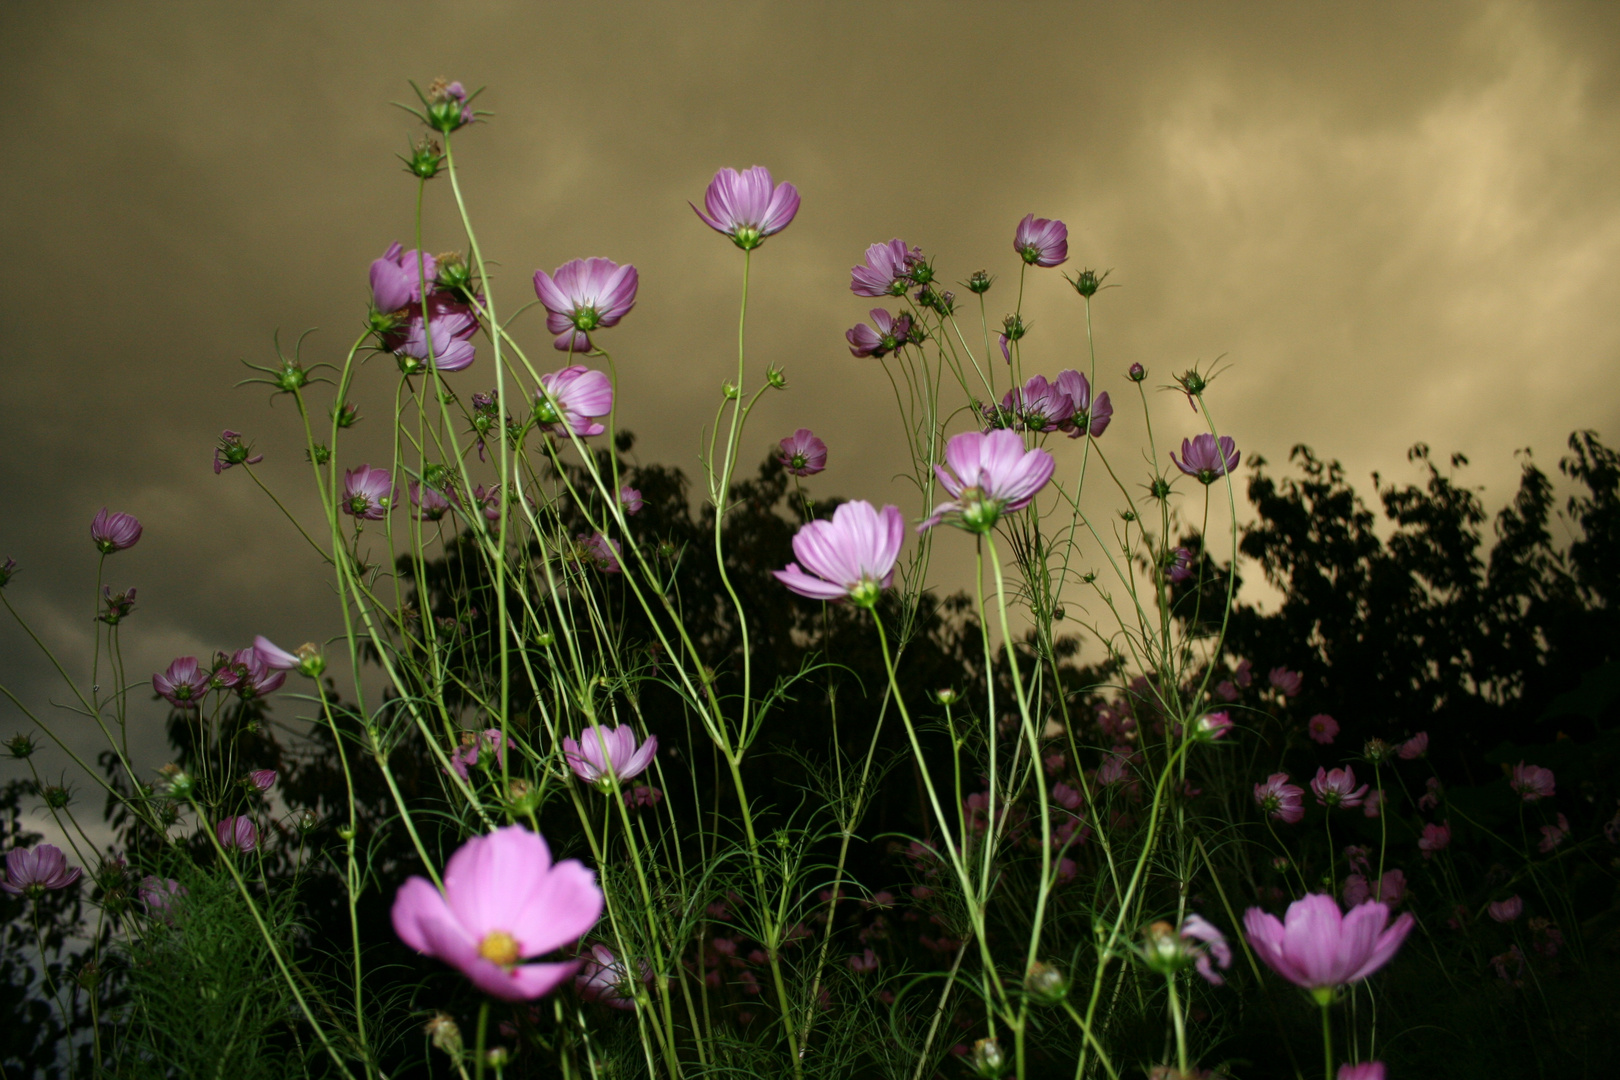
2 1 1618 790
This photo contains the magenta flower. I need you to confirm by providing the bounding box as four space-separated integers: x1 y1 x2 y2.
618 486 643 515
370 242 437 313
563 724 658 793
253 636 300 671
577 533 622 573
1269 666 1303 697
1338 1064 1386 1080
535 365 614 437
1167 547 1193 584
1013 213 1068 267
691 166 800 250
214 430 264 474
227 648 286 700
1488 895 1523 923
1 844 82 898
1539 812 1570 853
396 294 478 372
848 948 879 974
448 729 507 782
249 769 277 792
921 430 1055 533
154 657 207 709
850 238 922 297
1053 370 1112 438
1194 711 1233 740
778 429 828 477
533 258 638 352
392 825 604 1000
1234 658 1254 687
1243 893 1414 994
773 500 904 606
137 875 186 917
991 374 1074 433
411 481 450 522
1343 869 1405 907
1510 762 1555 802
216 816 258 853
1255 773 1306 824
1171 434 1241 485
1397 731 1428 759
1312 766 1369 809
91 508 142 554
1308 713 1339 744
846 308 912 359
576 943 642 1008
1361 790 1385 818
1418 821 1451 858
342 464 394 520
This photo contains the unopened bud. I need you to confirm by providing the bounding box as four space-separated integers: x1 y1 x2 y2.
1127 362 1146 382
766 366 787 389
424 1012 464 1059
41 785 70 809
5 733 35 759
295 643 326 678
970 1037 1009 1078
1362 738 1392 764
1068 267 1108 298
0 556 16 588
159 764 194 799
297 810 319 833
965 269 994 295
333 402 361 429
1024 961 1068 1005
402 135 444 179
1051 604 1066 621
722 382 740 400
934 688 959 706
534 629 556 648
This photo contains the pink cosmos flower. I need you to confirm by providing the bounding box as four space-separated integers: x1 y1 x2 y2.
1338 1064 1386 1080
91 508 142 553
534 365 614 437
1243 893 1414 993
618 486 643 515
1488 895 1523 923
153 657 207 709
213 430 264 474
1418 821 1451 858
778 429 828 477
1 844 82 897
1255 773 1306 824
411 481 450 521
1049 370 1111 438
1214 680 1238 702
1510 762 1555 803
370 242 437 313
533 258 638 352
850 239 922 297
1308 713 1339 744
846 308 912 359
774 500 904 605
1171 434 1241 484
563 724 658 791
226 648 286 700
342 465 394 520
848 948 879 974
1013 214 1068 267
691 166 800 250
396 294 478 372
577 533 622 573
575 943 642 1008
991 374 1074 433
1312 766 1369 809
449 729 508 782
249 769 277 792
253 636 300 671
1234 659 1254 687
1538 812 1570 853
921 430 1056 533
1195 710 1233 740
137 875 186 917
1269 667 1303 697
1343 869 1405 907
216 816 258 853
1361 790 1386 818
1397 731 1428 759
392 825 604 1000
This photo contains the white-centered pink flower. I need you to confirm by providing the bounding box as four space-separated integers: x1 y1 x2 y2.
534 365 614 437
920 430 1055 533
533 258 638 352
773 501 904 606
691 166 800 250
562 724 658 792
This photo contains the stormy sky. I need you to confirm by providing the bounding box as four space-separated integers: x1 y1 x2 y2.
2 1 1618 840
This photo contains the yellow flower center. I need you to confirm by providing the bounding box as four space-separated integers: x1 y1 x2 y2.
478 930 520 967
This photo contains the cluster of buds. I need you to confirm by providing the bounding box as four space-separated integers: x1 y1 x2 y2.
1066 267 1110 297
420 78 476 134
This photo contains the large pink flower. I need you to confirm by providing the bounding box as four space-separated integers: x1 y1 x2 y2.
91 508 143 553
370 242 437 313
1509 762 1555 803
1053 370 1112 438
1312 766 1369 810
921 430 1055 533
778 429 828 477
562 724 658 791
391 825 604 1000
342 465 394 520
153 656 207 709
395 294 478 373
850 239 922 297
773 500 904 606
1243 893 1413 993
533 258 639 352
1013 214 1068 268
1254 772 1305 824
1 844 81 897
691 166 800 250
534 366 614 437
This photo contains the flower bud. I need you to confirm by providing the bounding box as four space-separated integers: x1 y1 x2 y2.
42 785 71 809
424 1013 464 1059
6 733 35 759
1067 268 1108 297
401 135 444 179
1149 477 1172 500
337 824 356 841
0 556 16 588
333 403 361 429
766 366 787 389
295 643 326 678
965 269 994 295
296 809 319 833
273 360 311 394
307 444 333 466
533 628 556 648
1024 961 1068 1005
159 764 194 799
970 1037 1009 1078
1001 313 1028 343
908 259 936 286
485 1047 511 1067
934 688 959 706
722 382 740 400
505 778 543 816
436 252 475 294
1362 738 1392 764
424 78 475 134
1128 362 1146 382
1051 605 1066 621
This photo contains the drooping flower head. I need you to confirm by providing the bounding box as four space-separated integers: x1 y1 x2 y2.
153 657 207 709
1312 766 1369 810
778 429 828 477
691 166 800 250
921 430 1055 533
1014 214 1069 267
577 533 622 573
1052 370 1112 438
1254 773 1305 824
1 844 82 898
342 465 394 520
1167 547 1194 584
214 430 264 474
249 769 277 792
1308 713 1339 744
395 293 479 373
226 647 286 700
773 500 904 607
1509 762 1555 803
91 508 142 554
448 729 508 782
1139 914 1233 985
846 308 913 359
850 239 923 297
533 258 638 352
370 242 438 314
1171 434 1241 485
562 724 658 792
618 486 644 515
1194 711 1233 741
411 481 451 521
534 365 614 437
1488 895 1523 923
215 816 258 853
1539 812 1571 853
391 825 604 1000
1343 869 1406 907
1243 893 1414 998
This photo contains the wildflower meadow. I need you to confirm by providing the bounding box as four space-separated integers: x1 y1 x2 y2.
3 79 1618 1080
